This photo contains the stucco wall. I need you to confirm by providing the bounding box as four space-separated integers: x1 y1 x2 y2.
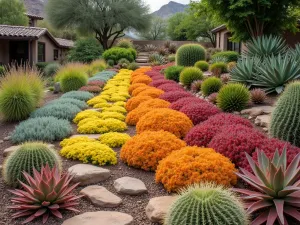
0 40 9 65
34 34 61 63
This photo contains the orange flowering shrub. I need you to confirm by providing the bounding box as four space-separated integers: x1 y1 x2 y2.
129 83 147 95
132 86 153 96
138 99 170 109
121 131 186 171
137 88 164 98
125 96 153 112
125 107 154 125
131 75 152 85
155 147 237 192
136 108 193 138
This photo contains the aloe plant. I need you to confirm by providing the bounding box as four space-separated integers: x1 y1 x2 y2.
233 148 300 225
253 54 300 93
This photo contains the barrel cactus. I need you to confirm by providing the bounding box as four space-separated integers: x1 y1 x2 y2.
270 82 300 146
165 183 248 225
3 142 61 187
201 77 222 96
176 44 206 67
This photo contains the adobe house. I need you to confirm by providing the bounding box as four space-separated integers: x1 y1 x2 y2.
211 24 300 53
0 13 74 66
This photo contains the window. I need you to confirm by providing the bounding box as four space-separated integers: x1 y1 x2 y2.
38 42 45 62
54 49 59 60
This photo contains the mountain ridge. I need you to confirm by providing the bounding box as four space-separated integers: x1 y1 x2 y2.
152 1 188 19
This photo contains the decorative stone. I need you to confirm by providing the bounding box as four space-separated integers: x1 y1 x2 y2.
3 136 11 141
69 134 101 139
80 186 122 208
3 144 55 157
114 177 147 195
241 106 274 117
0 140 4 144
68 164 110 186
146 196 177 223
54 82 61 93
263 127 269 132
62 211 133 225
255 114 271 127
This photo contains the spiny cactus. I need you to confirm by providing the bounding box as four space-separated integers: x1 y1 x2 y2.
176 44 206 67
201 77 222 96
270 82 300 147
3 142 61 187
165 183 248 225
179 67 204 87
194 60 209 71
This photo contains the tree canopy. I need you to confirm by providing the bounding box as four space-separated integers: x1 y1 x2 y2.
200 0 300 41
167 12 188 41
46 0 151 49
139 16 167 40
0 0 28 26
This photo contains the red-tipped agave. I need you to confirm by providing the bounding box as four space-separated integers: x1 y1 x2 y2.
8 164 82 224
233 148 300 225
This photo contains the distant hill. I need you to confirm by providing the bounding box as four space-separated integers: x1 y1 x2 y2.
23 0 47 17
152 1 188 19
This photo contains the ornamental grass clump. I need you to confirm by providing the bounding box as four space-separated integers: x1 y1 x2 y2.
3 142 61 187
60 141 117 165
59 67 88 92
136 108 193 139
8 165 81 224
179 67 204 87
201 77 223 96
165 183 248 225
155 147 237 192
125 96 153 112
99 132 131 148
159 91 193 103
169 97 206 111
180 102 221 125
121 131 186 171
61 91 94 101
11 117 72 144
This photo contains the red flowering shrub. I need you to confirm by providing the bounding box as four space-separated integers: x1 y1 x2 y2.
145 71 162 78
208 124 267 168
159 91 194 103
120 131 186 171
151 63 174 72
169 97 207 111
208 93 218 104
87 80 105 87
136 108 193 138
180 102 221 125
125 96 153 112
204 113 253 128
151 75 165 81
79 85 101 93
157 83 184 92
150 79 177 88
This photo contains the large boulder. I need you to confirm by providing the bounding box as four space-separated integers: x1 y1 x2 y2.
114 177 147 195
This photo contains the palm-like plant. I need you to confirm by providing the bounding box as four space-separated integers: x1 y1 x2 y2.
253 54 300 93
244 35 288 57
233 148 300 225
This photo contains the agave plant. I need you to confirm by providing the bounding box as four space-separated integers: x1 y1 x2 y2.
8 164 82 224
289 44 300 59
149 53 165 65
244 35 288 57
253 54 300 93
233 148 300 225
144 44 157 52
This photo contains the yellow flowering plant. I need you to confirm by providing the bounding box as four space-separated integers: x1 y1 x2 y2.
99 132 131 148
73 110 102 124
103 106 127 114
60 136 97 147
100 111 126 121
77 118 127 134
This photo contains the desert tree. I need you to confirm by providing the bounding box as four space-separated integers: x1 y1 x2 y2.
140 16 167 40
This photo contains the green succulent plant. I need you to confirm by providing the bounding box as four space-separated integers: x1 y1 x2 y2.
3 142 61 187
165 183 248 225
179 67 204 87
149 53 165 65
233 148 300 225
194 60 209 71
61 91 94 101
164 66 184 82
217 83 250 112
210 56 228 64
176 44 206 67
212 51 239 62
201 77 223 96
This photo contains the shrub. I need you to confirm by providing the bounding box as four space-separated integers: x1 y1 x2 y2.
270 82 300 146
102 47 136 64
217 83 250 112
118 58 130 68
68 38 103 63
90 59 107 74
137 88 164 98
180 102 221 125
60 141 117 165
149 53 165 65
176 44 206 67
144 44 157 52
150 79 177 88
99 132 131 147
116 38 134 49
136 108 193 138
169 97 206 111
201 77 223 96
47 98 88 110
194 60 209 71
160 90 193 103
208 124 266 168
44 63 60 77
131 75 152 85
107 59 115 66
77 118 127 134
102 105 127 114
179 67 204 87
100 111 126 121
132 86 153 96
227 61 236 72
36 62 50 72
157 83 183 92
190 80 202 93
165 183 248 225
212 51 239 62
3 142 61 187
220 74 231 84
0 65 5 75
168 54 175 62
202 112 253 128
127 62 139 70
207 92 218 104
61 91 94 101
157 47 168 56
121 131 186 171
155 147 237 192
79 85 101 93
11 117 72 144
8 165 80 224
126 107 155 125
168 44 177 54
59 68 88 92
125 96 153 112
210 62 227 76
138 98 170 109
250 88 266 104
206 47 221 61
164 65 184 82
129 83 147 94
31 103 81 121
73 110 102 124
88 80 106 87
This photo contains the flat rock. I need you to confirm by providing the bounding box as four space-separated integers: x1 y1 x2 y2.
255 114 271 127
69 134 101 139
68 164 110 186
146 196 177 223
3 144 55 157
80 186 122 208
62 211 133 225
114 177 147 195
241 106 274 117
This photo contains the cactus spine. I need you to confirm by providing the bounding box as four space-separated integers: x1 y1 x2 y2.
176 44 206 67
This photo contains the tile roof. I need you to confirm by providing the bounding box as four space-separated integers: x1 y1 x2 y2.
0 25 46 38
211 24 227 33
25 13 44 20
55 38 74 48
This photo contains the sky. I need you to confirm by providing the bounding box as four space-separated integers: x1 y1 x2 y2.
144 0 191 12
